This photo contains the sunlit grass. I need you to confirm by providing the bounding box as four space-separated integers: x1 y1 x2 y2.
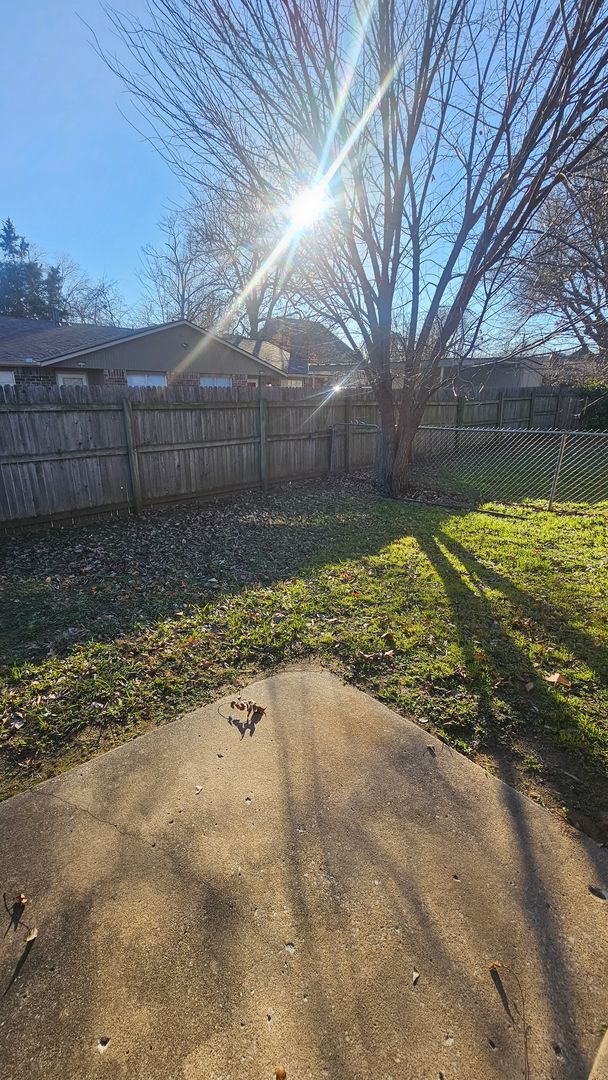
1 484 606 816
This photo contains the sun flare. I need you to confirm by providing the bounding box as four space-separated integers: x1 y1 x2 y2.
288 184 329 231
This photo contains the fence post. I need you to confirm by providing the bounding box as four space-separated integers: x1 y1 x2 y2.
547 432 568 511
258 395 269 490
496 391 504 428
527 389 536 428
344 395 352 473
454 395 464 451
122 398 143 514
554 388 564 430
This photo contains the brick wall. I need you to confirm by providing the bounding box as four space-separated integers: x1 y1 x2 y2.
13 368 56 386
102 369 128 386
170 372 199 387
99 368 286 388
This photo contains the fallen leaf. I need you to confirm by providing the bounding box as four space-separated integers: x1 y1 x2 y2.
275 1068 287 1080
194 785 203 795
545 673 571 688
588 885 608 901
16 893 28 907
525 681 534 692
246 700 266 718
412 969 420 985
25 928 38 942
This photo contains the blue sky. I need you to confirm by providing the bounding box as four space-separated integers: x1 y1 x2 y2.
0 1 181 308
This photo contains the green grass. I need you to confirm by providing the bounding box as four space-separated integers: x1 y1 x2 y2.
408 438 608 511
1 477 607 820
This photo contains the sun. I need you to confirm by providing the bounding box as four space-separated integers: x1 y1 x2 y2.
287 184 329 231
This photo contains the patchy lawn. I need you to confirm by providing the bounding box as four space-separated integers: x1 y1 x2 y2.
1 477 607 833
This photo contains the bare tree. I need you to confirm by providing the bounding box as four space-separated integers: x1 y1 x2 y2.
188 187 297 347
138 209 220 325
519 156 608 360
58 255 127 325
105 0 608 493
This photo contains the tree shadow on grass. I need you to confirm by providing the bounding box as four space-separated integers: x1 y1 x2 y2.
0 484 412 671
410 523 608 819
2 482 606 820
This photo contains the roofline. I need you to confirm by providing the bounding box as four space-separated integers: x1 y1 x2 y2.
34 319 288 376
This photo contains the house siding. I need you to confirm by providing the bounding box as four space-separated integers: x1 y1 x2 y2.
52 324 280 381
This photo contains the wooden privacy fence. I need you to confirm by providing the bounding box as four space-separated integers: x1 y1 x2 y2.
423 385 588 429
0 387 379 530
0 384 588 531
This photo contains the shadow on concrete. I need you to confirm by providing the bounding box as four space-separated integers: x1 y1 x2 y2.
3 935 36 998
228 707 265 739
2 893 27 937
1 670 607 1078
0 767 248 1078
266 675 608 1079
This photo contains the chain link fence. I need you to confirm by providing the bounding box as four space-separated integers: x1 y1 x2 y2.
407 426 608 512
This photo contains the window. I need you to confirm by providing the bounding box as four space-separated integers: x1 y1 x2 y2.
57 371 88 387
284 378 305 388
200 375 233 388
246 378 259 389
127 372 167 388
0 370 15 386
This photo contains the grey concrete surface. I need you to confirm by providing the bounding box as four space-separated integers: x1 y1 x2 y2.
0 669 607 1080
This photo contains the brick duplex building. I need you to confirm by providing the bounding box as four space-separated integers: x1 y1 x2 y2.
0 317 287 390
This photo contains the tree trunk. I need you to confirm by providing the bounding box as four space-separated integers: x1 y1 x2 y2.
391 392 427 494
374 383 398 495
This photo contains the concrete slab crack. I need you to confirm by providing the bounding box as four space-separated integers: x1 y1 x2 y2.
41 788 162 855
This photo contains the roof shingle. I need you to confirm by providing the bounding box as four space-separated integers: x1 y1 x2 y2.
0 317 141 365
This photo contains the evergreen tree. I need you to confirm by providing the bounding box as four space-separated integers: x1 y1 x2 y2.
0 218 28 261
0 217 123 324
0 218 65 319
45 265 68 321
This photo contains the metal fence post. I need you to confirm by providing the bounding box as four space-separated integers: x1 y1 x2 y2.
454 395 464 452
122 398 143 513
548 432 568 511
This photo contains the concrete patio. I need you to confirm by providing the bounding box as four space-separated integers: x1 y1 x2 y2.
1 669 607 1079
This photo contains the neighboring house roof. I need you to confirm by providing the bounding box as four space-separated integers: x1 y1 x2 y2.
0 317 285 375
226 337 289 370
0 316 59 342
262 317 355 367
0 320 141 365
439 354 548 372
